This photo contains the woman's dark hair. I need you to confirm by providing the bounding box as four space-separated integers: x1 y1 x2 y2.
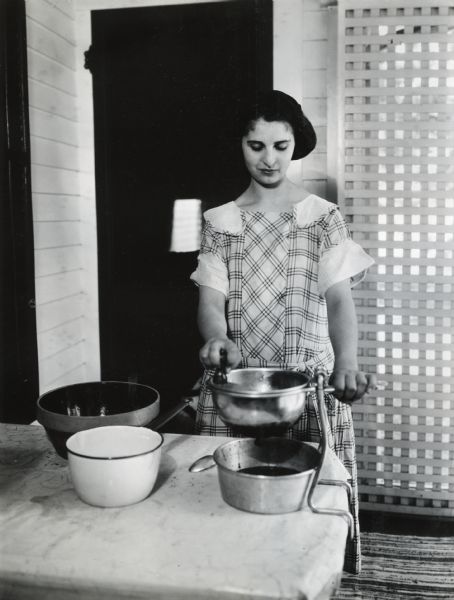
238 90 317 160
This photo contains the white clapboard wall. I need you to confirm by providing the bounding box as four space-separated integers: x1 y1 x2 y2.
273 0 330 199
26 0 99 394
300 0 330 199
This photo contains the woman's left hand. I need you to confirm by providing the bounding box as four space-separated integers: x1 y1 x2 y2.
329 369 377 403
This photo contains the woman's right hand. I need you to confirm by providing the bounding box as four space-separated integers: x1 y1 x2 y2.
199 338 241 371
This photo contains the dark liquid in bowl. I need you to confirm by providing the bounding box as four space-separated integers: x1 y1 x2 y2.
239 466 300 476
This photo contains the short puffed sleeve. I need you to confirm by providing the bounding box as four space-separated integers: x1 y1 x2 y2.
318 208 374 297
190 220 229 297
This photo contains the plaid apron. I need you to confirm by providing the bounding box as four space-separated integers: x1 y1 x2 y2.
195 210 361 574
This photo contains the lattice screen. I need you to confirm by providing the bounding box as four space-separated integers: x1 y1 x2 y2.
337 0 454 515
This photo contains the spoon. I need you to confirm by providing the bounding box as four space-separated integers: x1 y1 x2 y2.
189 454 216 473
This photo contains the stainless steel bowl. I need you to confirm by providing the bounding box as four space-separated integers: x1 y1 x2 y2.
213 437 320 514
209 368 317 431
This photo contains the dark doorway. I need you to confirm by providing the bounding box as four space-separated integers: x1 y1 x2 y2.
89 0 273 414
0 0 39 422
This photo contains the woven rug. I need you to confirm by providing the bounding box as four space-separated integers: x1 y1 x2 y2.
334 531 454 599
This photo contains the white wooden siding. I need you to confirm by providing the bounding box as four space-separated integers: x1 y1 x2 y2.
26 0 100 394
274 0 330 197
301 3 329 198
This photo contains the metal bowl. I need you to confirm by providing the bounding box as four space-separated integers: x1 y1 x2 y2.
37 381 160 459
209 368 313 432
213 437 320 514
66 425 163 508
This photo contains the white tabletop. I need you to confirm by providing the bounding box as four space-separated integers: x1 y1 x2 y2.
0 423 349 600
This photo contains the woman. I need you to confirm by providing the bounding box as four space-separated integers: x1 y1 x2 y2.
190 90 376 573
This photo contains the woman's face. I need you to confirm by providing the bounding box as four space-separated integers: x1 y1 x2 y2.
241 118 295 188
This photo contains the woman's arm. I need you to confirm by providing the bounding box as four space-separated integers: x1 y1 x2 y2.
325 279 376 402
197 285 241 370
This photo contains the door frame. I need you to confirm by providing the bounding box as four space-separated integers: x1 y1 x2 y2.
0 0 39 422
84 0 273 389
74 0 309 389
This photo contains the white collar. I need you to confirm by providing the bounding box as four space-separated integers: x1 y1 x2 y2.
204 194 335 233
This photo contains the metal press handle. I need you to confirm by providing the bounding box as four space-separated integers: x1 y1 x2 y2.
213 348 228 384
305 381 386 395
306 368 355 539
148 396 193 431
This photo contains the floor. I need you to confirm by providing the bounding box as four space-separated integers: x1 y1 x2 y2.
334 513 454 599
